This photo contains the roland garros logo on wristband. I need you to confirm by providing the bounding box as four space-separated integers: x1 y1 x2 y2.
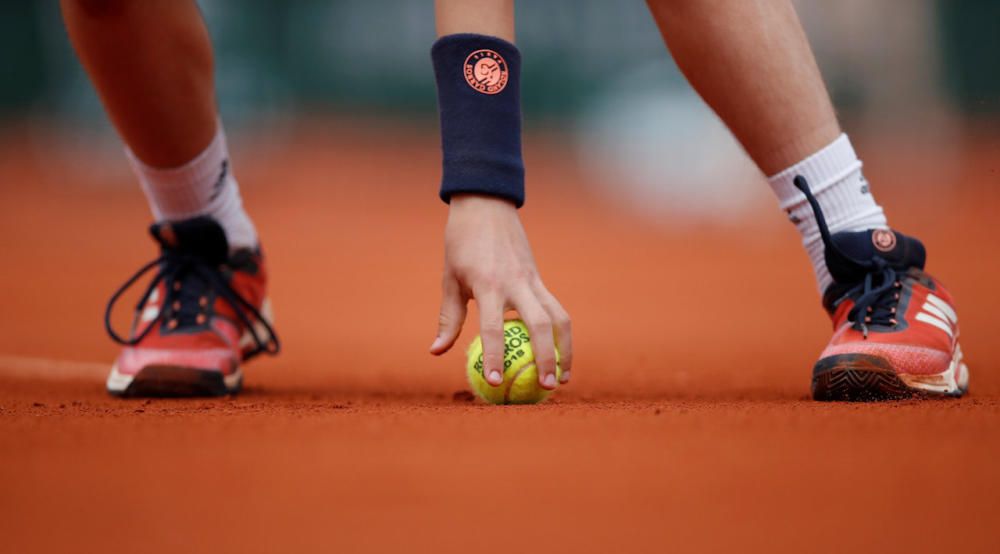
463 49 508 94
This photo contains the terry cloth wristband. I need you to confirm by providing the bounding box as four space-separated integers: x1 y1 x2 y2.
431 34 525 207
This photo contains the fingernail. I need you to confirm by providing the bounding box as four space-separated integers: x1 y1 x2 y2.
543 373 557 389
489 370 503 385
559 370 571 384
429 336 444 351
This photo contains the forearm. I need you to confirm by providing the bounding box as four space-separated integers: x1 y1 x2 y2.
435 0 514 41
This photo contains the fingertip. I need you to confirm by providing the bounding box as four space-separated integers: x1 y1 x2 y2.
429 336 443 352
488 370 503 386
560 358 573 379
429 336 448 355
541 372 557 390
431 328 463 355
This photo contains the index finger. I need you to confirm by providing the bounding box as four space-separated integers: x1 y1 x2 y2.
476 290 506 387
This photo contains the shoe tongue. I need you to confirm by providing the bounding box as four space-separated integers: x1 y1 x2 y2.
149 217 230 265
826 228 926 284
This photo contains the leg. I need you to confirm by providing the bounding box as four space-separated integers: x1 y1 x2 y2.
61 0 215 167
63 0 276 397
62 0 255 249
647 0 967 401
647 0 885 294
646 0 839 175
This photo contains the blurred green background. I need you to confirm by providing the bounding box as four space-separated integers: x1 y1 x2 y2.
0 0 996 221
2 0 997 124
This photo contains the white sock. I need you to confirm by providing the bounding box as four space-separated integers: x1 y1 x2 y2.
767 134 888 293
127 123 258 251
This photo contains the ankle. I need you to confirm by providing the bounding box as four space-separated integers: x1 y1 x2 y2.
127 121 258 251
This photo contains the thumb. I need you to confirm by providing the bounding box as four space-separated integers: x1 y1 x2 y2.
429 275 467 355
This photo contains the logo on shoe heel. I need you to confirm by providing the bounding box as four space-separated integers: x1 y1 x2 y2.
872 229 897 252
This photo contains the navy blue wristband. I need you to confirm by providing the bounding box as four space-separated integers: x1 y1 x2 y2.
431 34 525 207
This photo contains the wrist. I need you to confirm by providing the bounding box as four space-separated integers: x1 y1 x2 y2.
449 193 518 211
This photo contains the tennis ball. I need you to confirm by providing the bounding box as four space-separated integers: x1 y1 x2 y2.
466 319 562 405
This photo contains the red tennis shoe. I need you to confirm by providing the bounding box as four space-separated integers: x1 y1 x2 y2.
794 176 968 401
104 217 279 397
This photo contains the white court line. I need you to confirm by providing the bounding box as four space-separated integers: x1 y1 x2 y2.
0 354 107 380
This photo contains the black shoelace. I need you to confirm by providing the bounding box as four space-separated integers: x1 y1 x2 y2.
105 252 280 359
794 176 901 338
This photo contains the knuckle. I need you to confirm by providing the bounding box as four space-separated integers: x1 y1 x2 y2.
452 262 483 283
446 262 466 277
537 353 557 367
529 313 552 330
515 268 538 283
473 273 501 292
531 275 547 289
554 312 572 331
481 322 503 335
463 264 486 280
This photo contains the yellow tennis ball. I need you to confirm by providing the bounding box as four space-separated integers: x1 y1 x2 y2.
466 319 562 405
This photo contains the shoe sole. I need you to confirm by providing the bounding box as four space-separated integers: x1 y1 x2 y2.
107 297 271 398
812 345 968 401
107 363 243 398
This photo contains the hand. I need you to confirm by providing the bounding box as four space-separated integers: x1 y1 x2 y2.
429 194 573 390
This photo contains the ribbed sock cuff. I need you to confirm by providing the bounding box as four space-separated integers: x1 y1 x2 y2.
767 134 861 210
127 122 258 250
766 133 888 294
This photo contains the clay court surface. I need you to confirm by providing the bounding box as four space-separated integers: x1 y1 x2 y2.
0 123 997 552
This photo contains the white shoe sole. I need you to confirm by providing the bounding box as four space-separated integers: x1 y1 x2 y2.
106 298 270 397
898 342 969 396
